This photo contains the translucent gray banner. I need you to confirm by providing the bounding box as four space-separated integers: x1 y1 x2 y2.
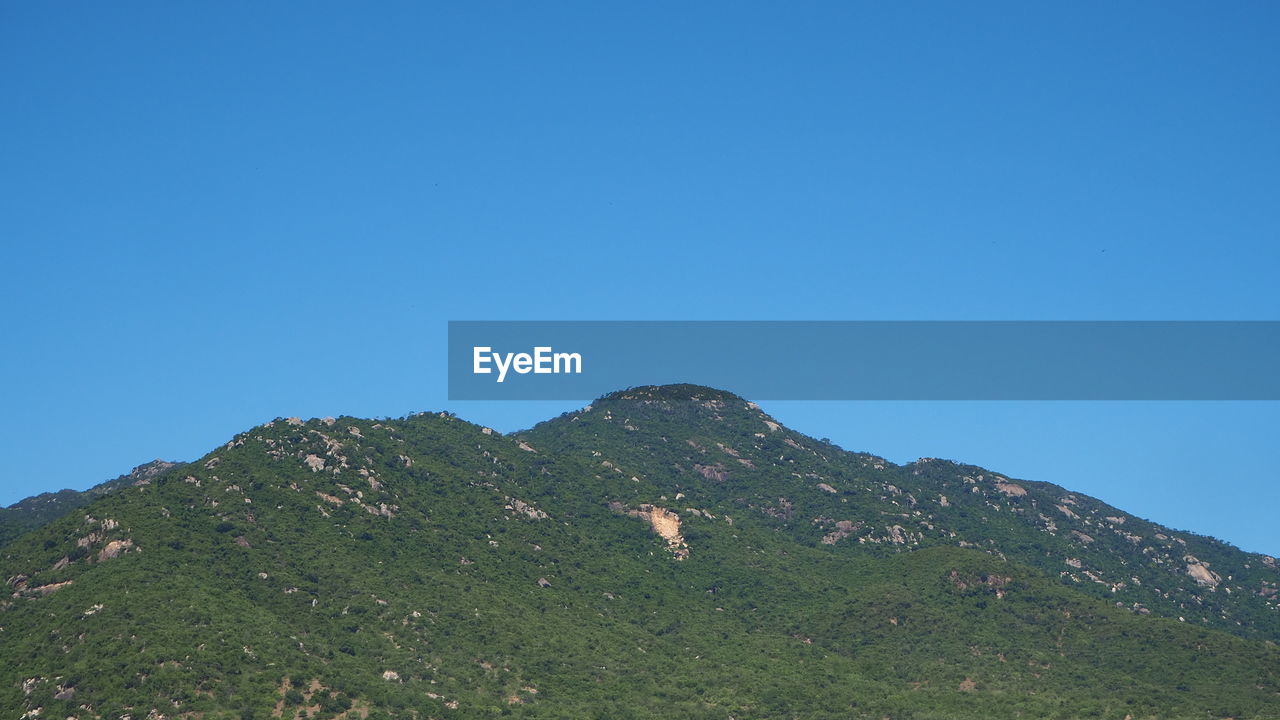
447 321 1280 400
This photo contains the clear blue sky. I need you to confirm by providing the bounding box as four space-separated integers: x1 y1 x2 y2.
2 2 1277 554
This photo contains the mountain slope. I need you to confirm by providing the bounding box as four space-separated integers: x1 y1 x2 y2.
2 388 1278 719
0 460 177 545
519 385 1280 643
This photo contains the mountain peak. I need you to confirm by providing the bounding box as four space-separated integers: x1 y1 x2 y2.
596 384 748 405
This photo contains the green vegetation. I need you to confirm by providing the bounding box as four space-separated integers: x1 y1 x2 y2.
2 385 1278 718
0 460 175 546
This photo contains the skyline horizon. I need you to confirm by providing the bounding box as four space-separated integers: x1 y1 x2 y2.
5 383 1275 558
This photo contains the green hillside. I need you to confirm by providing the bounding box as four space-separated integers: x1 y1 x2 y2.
2 386 1277 719
0 460 176 546
521 385 1280 643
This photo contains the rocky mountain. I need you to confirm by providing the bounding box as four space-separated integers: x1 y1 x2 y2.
0 460 177 546
521 386 1280 643
2 385 1277 719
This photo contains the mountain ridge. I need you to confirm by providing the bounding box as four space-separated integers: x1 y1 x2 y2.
0 459 178 546
2 384 1278 718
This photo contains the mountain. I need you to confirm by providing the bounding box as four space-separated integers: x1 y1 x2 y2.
0 460 177 546
2 385 1277 719
521 386 1280 643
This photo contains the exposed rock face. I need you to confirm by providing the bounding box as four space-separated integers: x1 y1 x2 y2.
32 580 73 595
994 482 1027 497
693 463 727 482
1186 561 1221 587
97 539 133 561
506 498 548 520
822 520 858 545
316 492 343 506
303 454 326 472
886 525 908 545
626 505 689 560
